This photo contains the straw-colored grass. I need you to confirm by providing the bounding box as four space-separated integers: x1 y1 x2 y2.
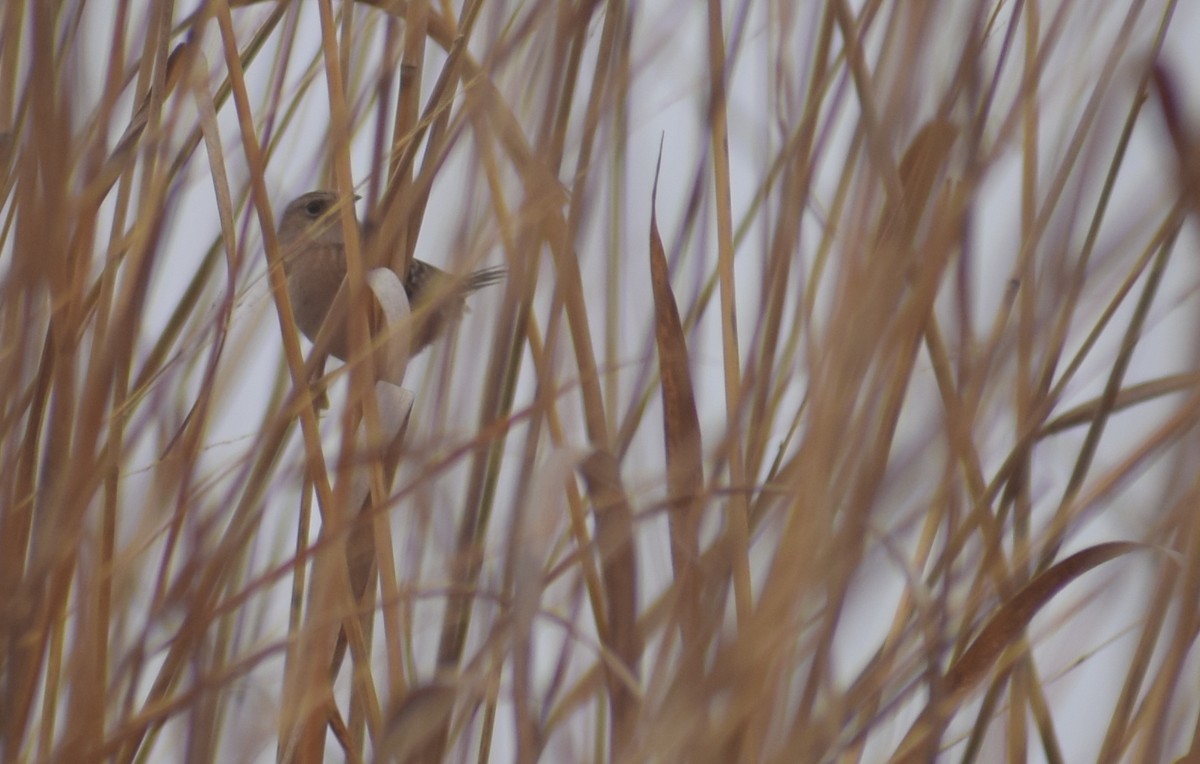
1 1 1197 762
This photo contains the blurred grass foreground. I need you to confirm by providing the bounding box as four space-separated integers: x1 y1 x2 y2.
3 1 1200 762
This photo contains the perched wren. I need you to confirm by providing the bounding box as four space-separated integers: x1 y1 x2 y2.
277 190 505 361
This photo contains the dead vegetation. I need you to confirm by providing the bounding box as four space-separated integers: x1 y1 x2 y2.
1 1 1197 762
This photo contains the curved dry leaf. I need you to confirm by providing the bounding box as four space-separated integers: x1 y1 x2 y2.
365 267 413 387
889 542 1150 764
945 541 1145 696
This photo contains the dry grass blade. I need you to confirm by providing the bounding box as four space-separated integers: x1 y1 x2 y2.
647 140 704 643
1042 372 1200 436
578 449 642 760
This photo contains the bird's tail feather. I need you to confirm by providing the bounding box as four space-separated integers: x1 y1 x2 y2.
466 265 507 292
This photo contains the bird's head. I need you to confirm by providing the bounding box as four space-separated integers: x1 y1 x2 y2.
278 190 357 250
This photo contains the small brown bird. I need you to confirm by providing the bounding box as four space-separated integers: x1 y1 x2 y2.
277 190 504 361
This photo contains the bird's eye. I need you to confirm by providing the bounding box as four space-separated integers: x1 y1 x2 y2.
305 200 324 216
